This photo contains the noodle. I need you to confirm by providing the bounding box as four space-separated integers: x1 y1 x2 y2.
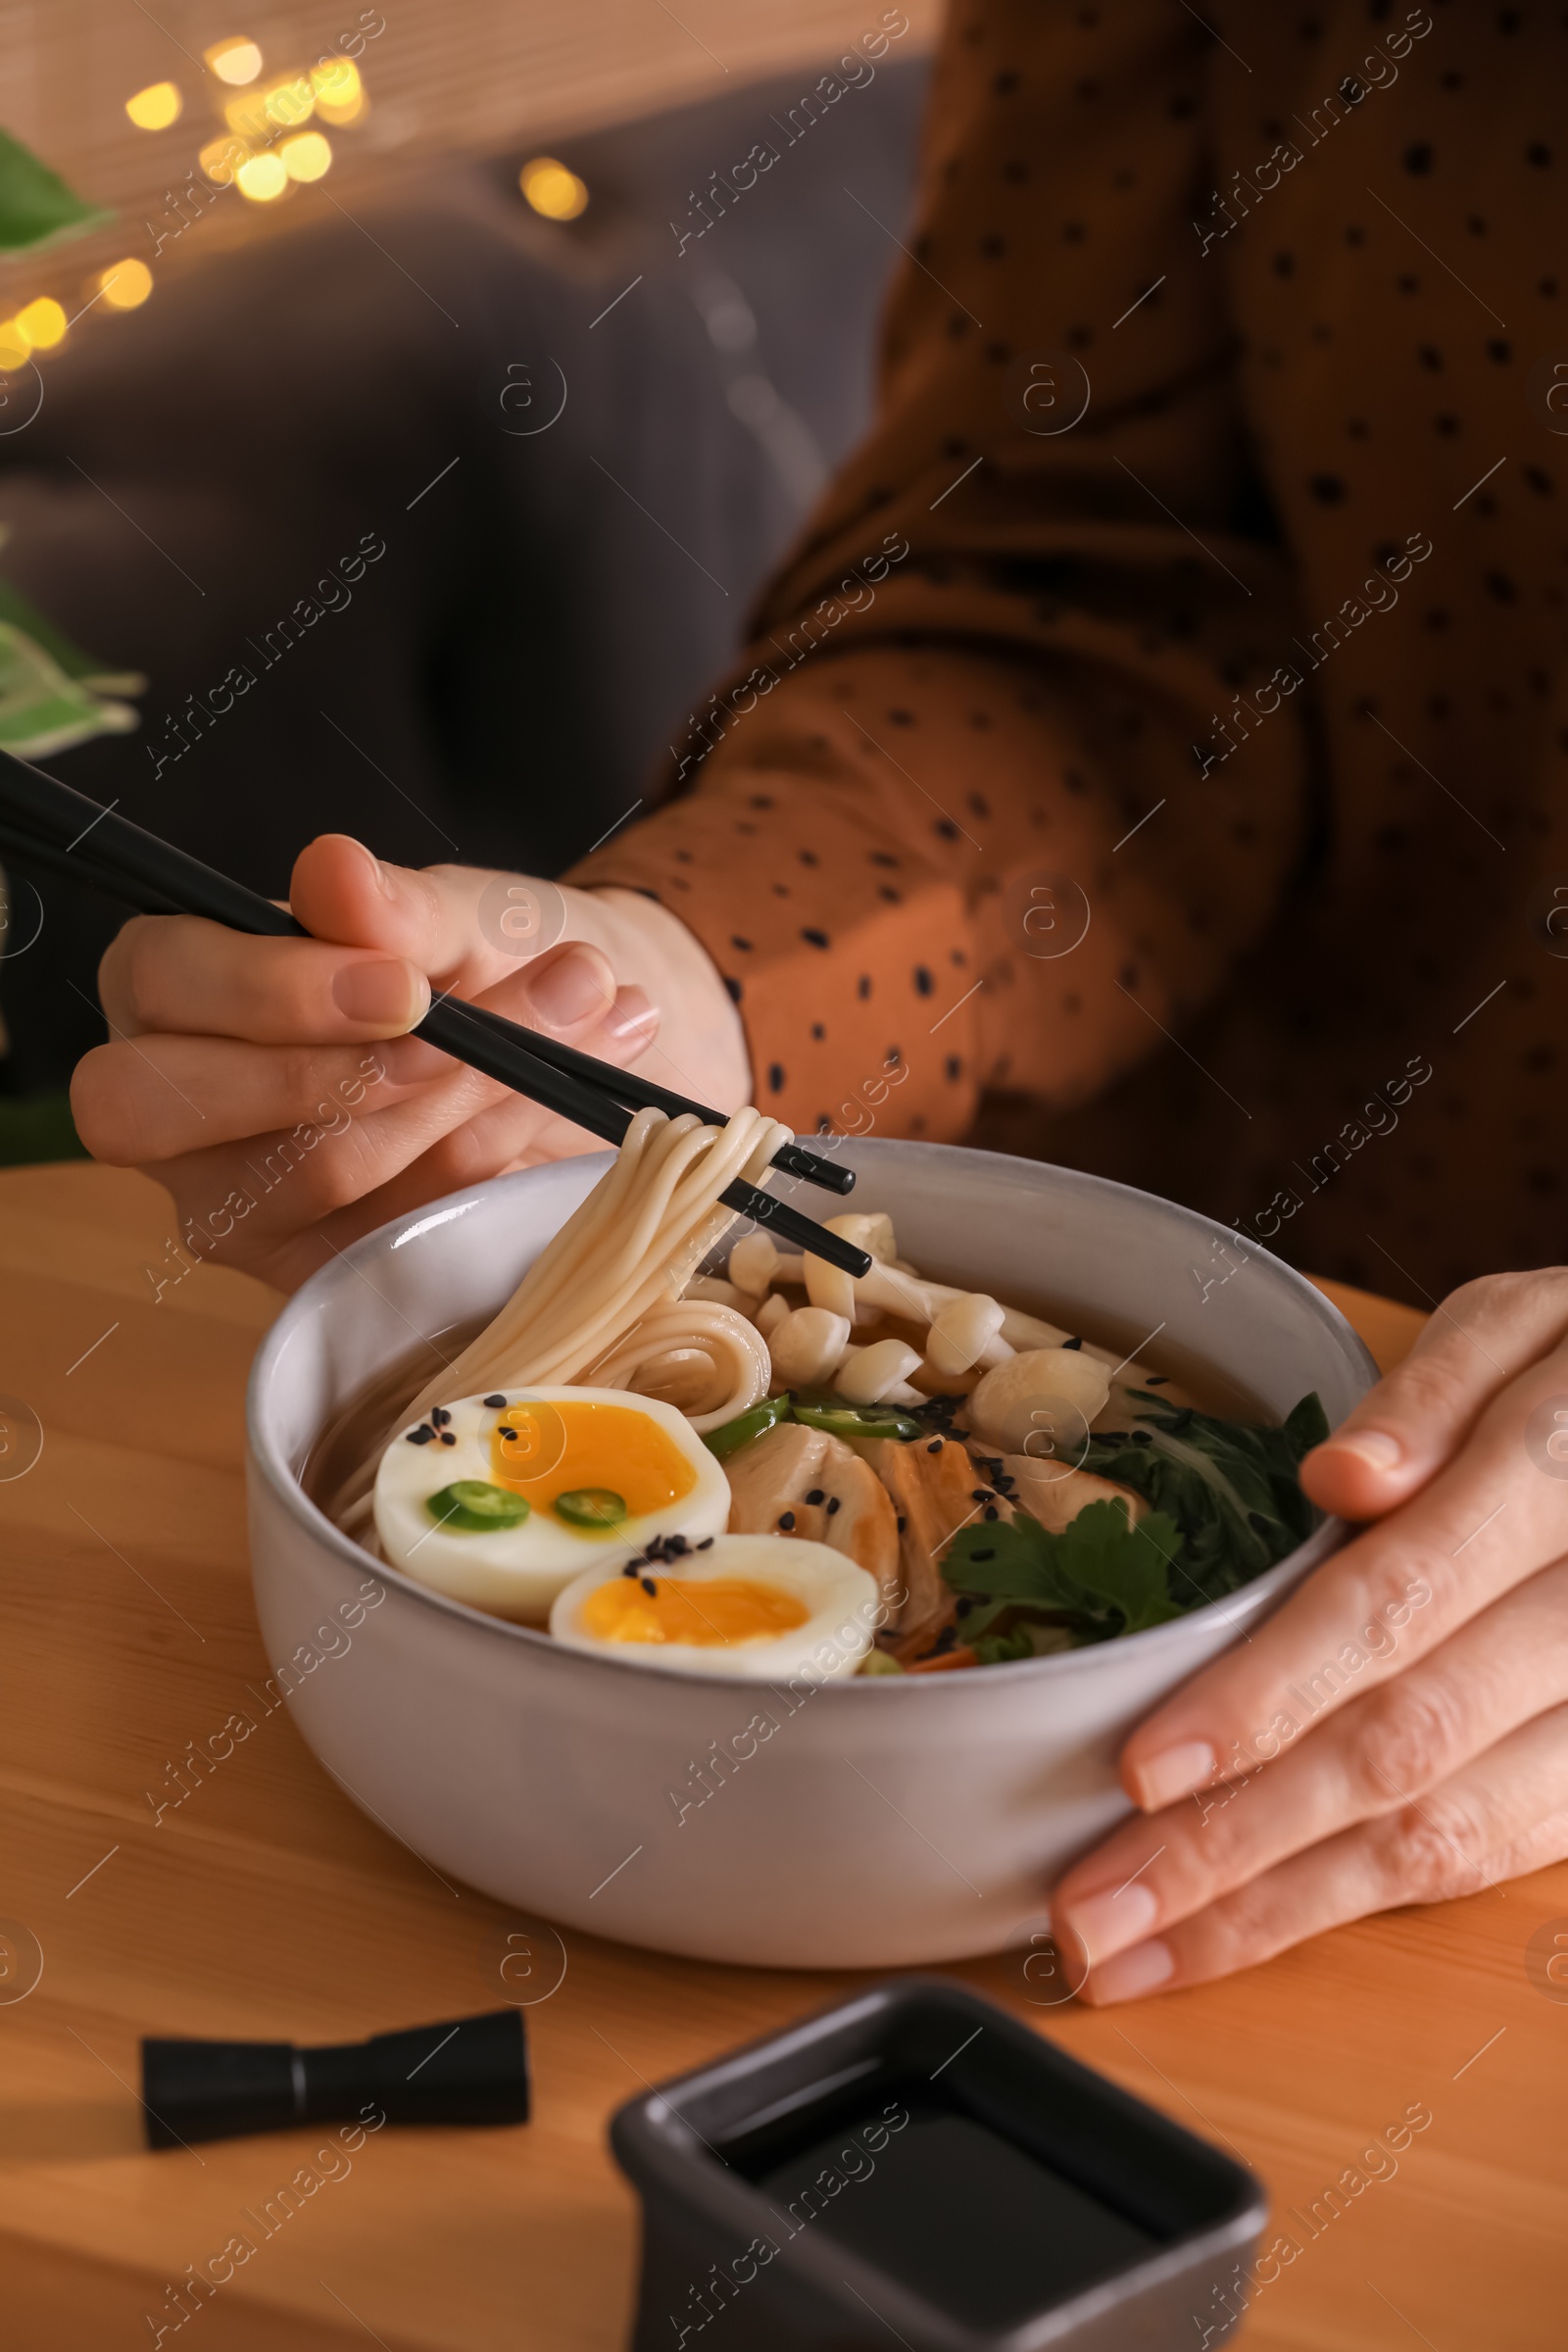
332 1105 791 1527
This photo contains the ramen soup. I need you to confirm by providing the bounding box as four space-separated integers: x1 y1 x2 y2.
309 1109 1328 1678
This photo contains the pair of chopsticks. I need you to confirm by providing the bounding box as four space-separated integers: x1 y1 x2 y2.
0 746 873 1277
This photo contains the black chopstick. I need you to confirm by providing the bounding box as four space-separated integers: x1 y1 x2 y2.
454 1001 855 1195
0 755 873 1276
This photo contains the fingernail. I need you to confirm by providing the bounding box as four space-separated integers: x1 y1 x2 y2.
604 987 658 1042
332 958 426 1028
1323 1429 1404 1472
344 836 398 900
1129 1739 1216 1811
1087 1938 1174 2004
528 948 610 1030
1061 1882 1158 1967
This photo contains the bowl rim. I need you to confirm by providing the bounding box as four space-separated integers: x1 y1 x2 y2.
247 1138 1376 1696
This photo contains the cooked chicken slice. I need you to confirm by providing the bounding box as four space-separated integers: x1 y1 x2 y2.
724 1423 834 1543
865 1434 981 1660
817 1452 901 1608
1000 1457 1149 1535
722 1425 898 1605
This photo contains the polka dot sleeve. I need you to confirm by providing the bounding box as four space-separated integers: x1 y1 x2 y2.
567 0 1311 1142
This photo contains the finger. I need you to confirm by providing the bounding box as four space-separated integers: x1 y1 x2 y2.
1118 1331 1568 1811
1054 1555 1568 1966
100 912 430 1046
131 973 661 1284
286 835 554 992
1301 1270 1568 1521
1077 1699 1568 2002
76 947 653 1162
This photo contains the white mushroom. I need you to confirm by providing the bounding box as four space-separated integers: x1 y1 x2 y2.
824 1210 897 1264
754 1291 790 1340
683 1275 749 1310
969 1347 1112 1456
804 1250 858 1323
768 1305 853 1389
925 1293 1007 1378
836 1339 924 1405
727 1232 782 1297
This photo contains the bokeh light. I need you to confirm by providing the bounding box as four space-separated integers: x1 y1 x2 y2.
205 37 263 85
222 91 271 139
125 81 182 130
281 131 332 183
0 320 30 372
263 75 315 128
312 57 365 124
235 151 288 203
519 157 589 221
97 259 154 311
200 134 250 184
15 299 67 351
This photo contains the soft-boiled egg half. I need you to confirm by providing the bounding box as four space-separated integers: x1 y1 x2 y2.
373 1386 731 1621
550 1535 880 1680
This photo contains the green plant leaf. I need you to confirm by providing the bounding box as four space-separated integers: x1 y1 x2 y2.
944 1500 1186 1642
0 128 112 255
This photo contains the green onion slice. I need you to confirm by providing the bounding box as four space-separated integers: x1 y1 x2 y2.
425 1481 530 1533
554 1488 628 1529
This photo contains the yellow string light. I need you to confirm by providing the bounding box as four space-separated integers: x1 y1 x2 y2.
235 151 288 202
205 37 263 85
125 81 182 130
97 260 154 311
311 57 365 124
0 320 30 371
200 134 251 185
263 75 315 128
223 91 271 140
15 298 67 351
519 157 589 220
281 131 332 183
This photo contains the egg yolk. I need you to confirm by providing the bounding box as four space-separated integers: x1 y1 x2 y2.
490 1399 696 1528
580 1576 808 1647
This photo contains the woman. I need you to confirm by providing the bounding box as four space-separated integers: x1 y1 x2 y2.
72 0 1568 2000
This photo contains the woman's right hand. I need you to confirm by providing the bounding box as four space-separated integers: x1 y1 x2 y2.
70 833 746 1295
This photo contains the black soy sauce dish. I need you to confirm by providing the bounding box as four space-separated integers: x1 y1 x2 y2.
611 1980 1266 2352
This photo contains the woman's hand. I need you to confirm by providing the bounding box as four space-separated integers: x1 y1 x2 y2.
71 833 750 1295
1051 1271 1568 2000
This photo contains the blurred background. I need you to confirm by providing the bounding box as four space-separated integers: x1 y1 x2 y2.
0 0 935 1154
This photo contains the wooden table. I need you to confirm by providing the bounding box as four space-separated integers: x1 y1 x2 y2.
1 1162 1562 2350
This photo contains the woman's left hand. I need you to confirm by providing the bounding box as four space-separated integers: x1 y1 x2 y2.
1050 1271 1568 2002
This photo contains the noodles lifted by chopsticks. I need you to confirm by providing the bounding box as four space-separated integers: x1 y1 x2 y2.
334 1104 792 1528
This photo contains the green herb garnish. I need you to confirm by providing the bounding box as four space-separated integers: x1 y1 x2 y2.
792 1398 924 1443
945 1498 1187 1643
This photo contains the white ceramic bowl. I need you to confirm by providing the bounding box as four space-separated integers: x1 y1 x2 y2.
246 1141 1376 1969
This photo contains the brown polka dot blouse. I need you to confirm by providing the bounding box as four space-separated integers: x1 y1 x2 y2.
570 0 1567 1302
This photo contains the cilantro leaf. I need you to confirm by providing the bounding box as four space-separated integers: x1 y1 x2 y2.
944 1500 1185 1642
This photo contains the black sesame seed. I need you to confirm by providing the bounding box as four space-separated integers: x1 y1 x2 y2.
430 1406 451 1427
778 1511 797 1531
896 1515 907 1533
1133 1429 1154 1445
983 1504 1000 1521
926 1439 944 1454
667 1534 689 1554
805 1488 826 1505
641 1576 659 1596
971 1489 993 1503
439 1431 457 1446
483 1394 508 1408
826 1495 841 1516
405 1427 434 1445
1145 1373 1169 1385
1062 1336 1084 1350
621 1562 639 1577
696 1537 714 1549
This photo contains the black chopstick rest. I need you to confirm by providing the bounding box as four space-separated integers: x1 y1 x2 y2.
141 2008 527 2148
